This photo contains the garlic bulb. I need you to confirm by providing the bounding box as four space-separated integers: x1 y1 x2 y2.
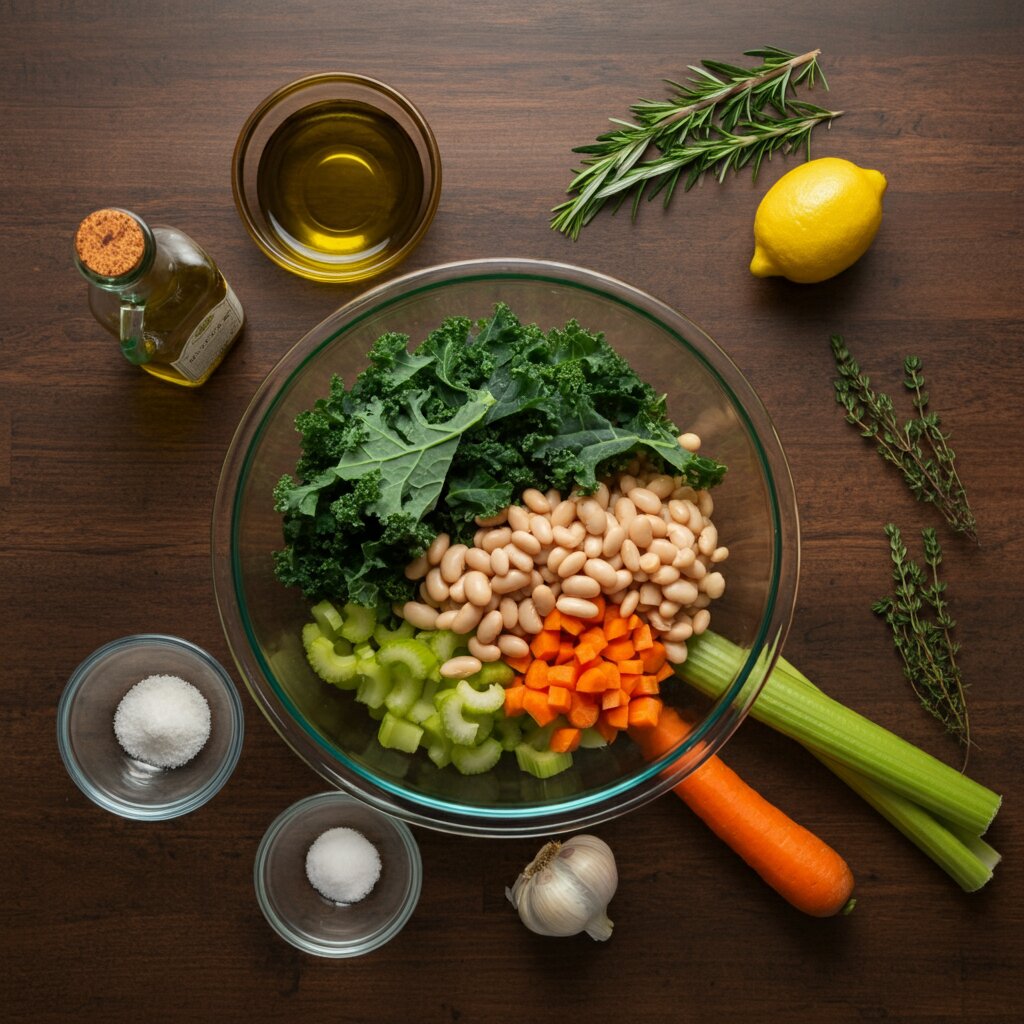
505 834 618 941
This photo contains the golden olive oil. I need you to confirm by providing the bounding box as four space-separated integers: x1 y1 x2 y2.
257 99 424 272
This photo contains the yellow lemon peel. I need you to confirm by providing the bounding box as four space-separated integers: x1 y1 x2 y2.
750 157 887 284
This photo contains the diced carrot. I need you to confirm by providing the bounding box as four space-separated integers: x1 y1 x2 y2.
580 596 606 622
632 622 654 651
524 660 549 690
550 726 582 753
627 696 664 730
568 692 599 729
542 609 561 631
555 640 576 665
617 658 644 676
559 614 585 636
547 685 573 714
580 626 608 651
601 689 626 710
627 614 642 630
603 607 631 640
523 688 558 727
503 654 532 675
603 638 636 661
529 631 561 661
547 663 579 689
503 684 526 717
638 643 667 672
577 665 610 693
573 642 601 665
633 674 661 696
602 704 630 731
619 673 643 697
654 661 674 683
594 716 620 744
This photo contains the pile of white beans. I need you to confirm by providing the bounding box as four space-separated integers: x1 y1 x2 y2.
399 444 727 680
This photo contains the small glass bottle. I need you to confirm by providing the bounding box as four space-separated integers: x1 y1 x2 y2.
73 208 244 387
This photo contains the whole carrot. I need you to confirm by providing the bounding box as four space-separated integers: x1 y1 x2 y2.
631 707 855 917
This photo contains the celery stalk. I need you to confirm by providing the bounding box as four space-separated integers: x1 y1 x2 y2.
679 631 1002 836
814 752 995 892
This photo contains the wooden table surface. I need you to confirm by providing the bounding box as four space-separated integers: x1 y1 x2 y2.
3 1 1022 1021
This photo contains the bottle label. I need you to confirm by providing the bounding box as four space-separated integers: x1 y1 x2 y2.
171 284 244 382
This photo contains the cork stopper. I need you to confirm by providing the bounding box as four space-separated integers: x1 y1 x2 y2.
75 208 146 277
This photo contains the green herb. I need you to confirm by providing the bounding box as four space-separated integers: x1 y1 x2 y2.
678 630 1001 890
830 336 977 541
872 524 971 766
551 46 841 239
273 304 726 607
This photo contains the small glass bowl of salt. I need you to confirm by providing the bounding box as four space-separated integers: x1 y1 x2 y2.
254 791 422 957
57 634 244 820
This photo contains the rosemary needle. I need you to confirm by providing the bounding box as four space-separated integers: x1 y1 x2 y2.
551 46 842 239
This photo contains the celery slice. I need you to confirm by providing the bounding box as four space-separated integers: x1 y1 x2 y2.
302 621 327 653
373 617 415 646
680 631 1001 836
421 629 464 663
305 635 359 689
310 600 344 637
384 670 423 718
456 679 505 714
514 742 573 779
466 662 515 688
452 737 503 775
438 690 479 746
376 638 437 679
377 711 424 754
340 602 378 643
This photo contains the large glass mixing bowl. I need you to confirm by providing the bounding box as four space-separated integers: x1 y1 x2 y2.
212 259 799 837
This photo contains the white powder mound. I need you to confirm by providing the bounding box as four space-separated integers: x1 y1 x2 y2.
113 674 211 769
305 827 382 904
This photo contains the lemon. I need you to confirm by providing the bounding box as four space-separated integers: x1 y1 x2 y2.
750 157 887 284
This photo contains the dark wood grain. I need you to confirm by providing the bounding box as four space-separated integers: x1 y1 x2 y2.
2 1 1022 1021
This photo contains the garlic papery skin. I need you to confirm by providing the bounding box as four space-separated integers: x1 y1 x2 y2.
505 834 618 941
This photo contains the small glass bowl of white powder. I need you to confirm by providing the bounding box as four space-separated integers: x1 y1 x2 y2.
254 792 422 957
57 634 245 820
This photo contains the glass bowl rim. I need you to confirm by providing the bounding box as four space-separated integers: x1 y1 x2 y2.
212 257 799 836
253 790 423 957
56 633 246 821
231 71 443 284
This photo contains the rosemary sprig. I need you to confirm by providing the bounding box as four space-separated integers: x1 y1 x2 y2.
873 524 971 767
830 336 977 541
551 46 842 239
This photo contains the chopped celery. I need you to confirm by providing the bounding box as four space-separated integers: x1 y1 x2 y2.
377 711 424 754
339 602 378 643
579 727 609 749
376 638 437 678
452 737 503 775
302 621 326 652
383 669 423 718
680 631 1001 836
310 599 344 637
495 716 524 751
465 710 494 744
305 635 359 689
438 690 479 746
355 665 392 709
373 617 415 646
515 742 573 779
421 629 465 663
426 737 453 769
455 679 505 714
466 662 515 688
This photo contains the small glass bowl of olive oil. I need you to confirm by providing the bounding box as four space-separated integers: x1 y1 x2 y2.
233 74 441 283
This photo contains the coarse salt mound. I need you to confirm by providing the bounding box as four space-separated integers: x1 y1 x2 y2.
305 827 382 905
113 674 211 769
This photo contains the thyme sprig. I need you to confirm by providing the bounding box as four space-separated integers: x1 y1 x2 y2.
873 524 971 767
831 336 977 541
551 46 842 239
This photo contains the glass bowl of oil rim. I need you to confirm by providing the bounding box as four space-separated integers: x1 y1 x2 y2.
232 73 442 284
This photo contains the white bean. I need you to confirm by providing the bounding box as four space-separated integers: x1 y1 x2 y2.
507 543 535 573
639 551 661 574
427 532 451 565
647 474 676 499
619 589 640 617
497 633 530 658
468 636 502 663
556 596 599 619
402 601 439 630
531 584 556 617
491 569 530 594
440 655 483 679
550 499 577 528
649 538 678 564
474 510 507 527
613 496 637 525
628 515 653 549
628 486 661 514
465 547 492 573
404 555 429 580
692 608 711 635
651 564 680 586
620 539 642 573
701 572 726 600
697 490 714 518
583 557 617 589
602 525 626 558
639 582 662 607
557 550 587 578
440 543 468 584
499 597 519 630
664 641 689 664
522 488 551 514
677 432 701 452
448 576 466 604
451 602 484 634
663 579 699 605
698 524 719 557
552 525 580 549
489 546 510 576
435 610 458 630
529 514 553 545
507 505 531 532
517 598 544 634
463 570 493 607
425 567 450 604
481 527 512 552
583 534 604 558
665 618 694 642
476 609 504 645
711 546 730 564
579 499 607 535
561 574 601 599
511 529 541 556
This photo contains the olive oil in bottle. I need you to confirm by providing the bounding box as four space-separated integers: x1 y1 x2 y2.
256 99 424 273
73 208 244 387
